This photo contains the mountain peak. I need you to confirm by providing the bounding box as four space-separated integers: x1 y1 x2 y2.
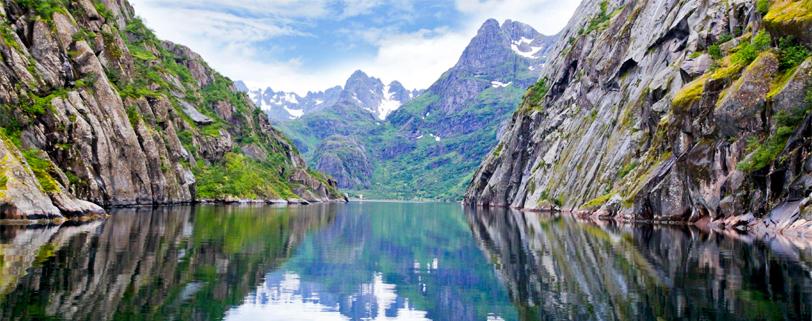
248 71 419 122
476 18 502 36
501 19 534 32
389 81 406 91
348 69 371 80
423 18 556 115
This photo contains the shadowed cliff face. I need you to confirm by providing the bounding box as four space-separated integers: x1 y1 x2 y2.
465 206 812 321
0 205 337 321
466 0 812 232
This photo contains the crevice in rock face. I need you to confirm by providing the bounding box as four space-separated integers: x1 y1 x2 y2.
465 0 812 231
616 58 638 81
647 14 691 53
551 60 578 99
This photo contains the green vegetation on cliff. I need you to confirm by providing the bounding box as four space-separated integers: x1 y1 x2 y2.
0 0 341 213
194 153 297 200
739 88 812 172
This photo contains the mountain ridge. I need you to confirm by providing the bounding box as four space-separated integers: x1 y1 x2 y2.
248 70 422 122
273 18 557 199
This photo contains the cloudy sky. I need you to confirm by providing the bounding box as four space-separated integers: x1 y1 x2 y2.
128 0 581 94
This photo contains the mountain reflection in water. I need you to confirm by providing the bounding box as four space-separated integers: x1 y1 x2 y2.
465 206 812 321
0 202 811 321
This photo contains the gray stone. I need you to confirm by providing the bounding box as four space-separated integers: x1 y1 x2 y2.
178 100 213 125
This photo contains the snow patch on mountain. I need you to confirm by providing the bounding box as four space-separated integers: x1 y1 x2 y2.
246 71 422 122
376 84 402 120
284 106 304 119
511 37 545 59
491 81 512 88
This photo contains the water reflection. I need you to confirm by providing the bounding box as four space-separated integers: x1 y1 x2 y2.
465 206 812 321
0 205 336 321
225 202 517 321
1 203 812 321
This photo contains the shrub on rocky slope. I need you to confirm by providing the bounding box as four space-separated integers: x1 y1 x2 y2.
0 0 342 219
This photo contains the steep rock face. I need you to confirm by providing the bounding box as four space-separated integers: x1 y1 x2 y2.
423 19 553 115
466 0 812 232
0 138 61 219
0 0 343 219
313 135 373 189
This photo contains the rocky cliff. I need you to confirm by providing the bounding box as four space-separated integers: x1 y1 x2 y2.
0 0 343 220
466 0 812 233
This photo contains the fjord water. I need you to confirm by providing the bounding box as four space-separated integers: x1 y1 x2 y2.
0 203 811 321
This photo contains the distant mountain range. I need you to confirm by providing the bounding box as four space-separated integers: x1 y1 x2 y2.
240 72 422 122
243 19 557 200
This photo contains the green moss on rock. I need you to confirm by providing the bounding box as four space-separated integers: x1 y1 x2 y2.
522 78 549 112
492 143 504 157
764 0 812 46
765 0 812 25
672 74 708 109
18 0 68 21
22 149 60 193
738 95 812 172
583 193 615 208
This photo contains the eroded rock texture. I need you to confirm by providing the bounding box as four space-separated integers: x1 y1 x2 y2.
0 0 343 219
466 0 812 234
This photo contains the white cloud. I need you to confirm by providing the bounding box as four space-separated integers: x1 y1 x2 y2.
347 0 582 91
131 0 331 19
200 27 469 94
127 0 581 94
355 27 471 90
339 0 384 18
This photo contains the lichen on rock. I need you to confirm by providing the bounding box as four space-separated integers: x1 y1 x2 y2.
466 0 812 233
0 0 344 220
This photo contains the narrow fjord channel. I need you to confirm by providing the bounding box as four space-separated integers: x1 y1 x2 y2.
1 202 810 320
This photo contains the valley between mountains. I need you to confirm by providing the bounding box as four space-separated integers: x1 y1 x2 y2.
245 19 556 200
0 0 811 236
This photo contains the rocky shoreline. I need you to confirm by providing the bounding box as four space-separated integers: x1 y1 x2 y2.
466 0 812 231
468 201 812 242
0 197 349 225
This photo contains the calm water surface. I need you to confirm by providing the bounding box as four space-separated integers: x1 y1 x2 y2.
0 202 811 320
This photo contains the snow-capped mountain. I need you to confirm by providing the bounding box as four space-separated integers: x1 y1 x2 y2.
502 19 554 60
268 19 556 193
422 19 556 115
247 86 342 122
246 71 420 122
337 70 421 121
